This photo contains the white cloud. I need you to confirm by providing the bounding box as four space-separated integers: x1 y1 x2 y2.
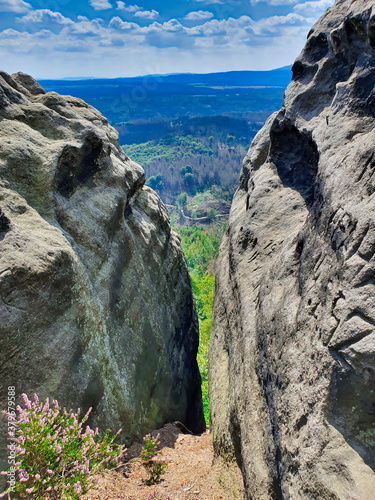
250 0 298 5
133 9 159 19
249 12 314 35
17 9 74 25
143 19 185 34
63 16 104 36
0 0 31 13
184 10 214 21
193 0 227 4
116 2 158 19
0 3 325 79
89 0 112 10
116 1 140 12
294 0 333 16
109 16 138 30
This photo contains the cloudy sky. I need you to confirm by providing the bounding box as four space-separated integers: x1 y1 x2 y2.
0 0 333 78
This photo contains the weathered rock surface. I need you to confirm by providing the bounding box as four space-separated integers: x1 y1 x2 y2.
209 0 375 498
0 71 205 471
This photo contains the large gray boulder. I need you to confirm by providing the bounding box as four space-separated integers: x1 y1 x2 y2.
0 71 205 472
209 0 375 498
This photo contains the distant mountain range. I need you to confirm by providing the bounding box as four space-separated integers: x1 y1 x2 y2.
39 66 292 91
38 67 291 132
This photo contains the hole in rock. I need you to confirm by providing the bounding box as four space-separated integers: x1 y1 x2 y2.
269 122 319 206
0 209 10 241
56 133 104 198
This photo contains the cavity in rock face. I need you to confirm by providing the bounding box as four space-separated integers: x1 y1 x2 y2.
0 71 205 475
209 1 375 498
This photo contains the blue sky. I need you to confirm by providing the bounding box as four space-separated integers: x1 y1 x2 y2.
0 0 334 78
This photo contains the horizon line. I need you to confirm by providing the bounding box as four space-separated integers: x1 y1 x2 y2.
36 65 292 82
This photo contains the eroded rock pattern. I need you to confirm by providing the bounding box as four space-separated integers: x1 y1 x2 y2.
209 0 375 498
0 72 205 472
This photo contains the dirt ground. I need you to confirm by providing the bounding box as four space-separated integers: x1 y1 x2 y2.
83 423 244 500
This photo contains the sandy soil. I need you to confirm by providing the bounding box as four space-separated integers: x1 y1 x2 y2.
83 423 244 500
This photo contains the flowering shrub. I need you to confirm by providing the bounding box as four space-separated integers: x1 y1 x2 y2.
145 462 166 485
141 434 160 462
140 434 160 461
0 394 126 499
140 434 166 485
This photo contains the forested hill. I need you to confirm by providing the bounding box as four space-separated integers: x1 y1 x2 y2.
39 67 291 129
39 68 290 207
39 67 291 94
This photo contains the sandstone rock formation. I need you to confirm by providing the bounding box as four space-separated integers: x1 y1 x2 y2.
209 0 375 498
0 72 205 472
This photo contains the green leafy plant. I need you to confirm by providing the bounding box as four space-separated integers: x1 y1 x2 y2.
206 208 217 221
140 434 159 461
357 427 375 448
0 394 126 499
140 434 166 485
146 174 164 191
146 462 166 485
176 192 188 209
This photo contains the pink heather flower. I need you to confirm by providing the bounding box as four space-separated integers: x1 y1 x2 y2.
22 394 31 410
55 445 62 453
26 488 34 494
47 486 52 491
74 482 82 494
47 470 53 475
34 474 40 480
0 492 7 498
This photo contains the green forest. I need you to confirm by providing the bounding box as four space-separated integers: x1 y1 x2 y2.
174 225 224 424
122 116 260 206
